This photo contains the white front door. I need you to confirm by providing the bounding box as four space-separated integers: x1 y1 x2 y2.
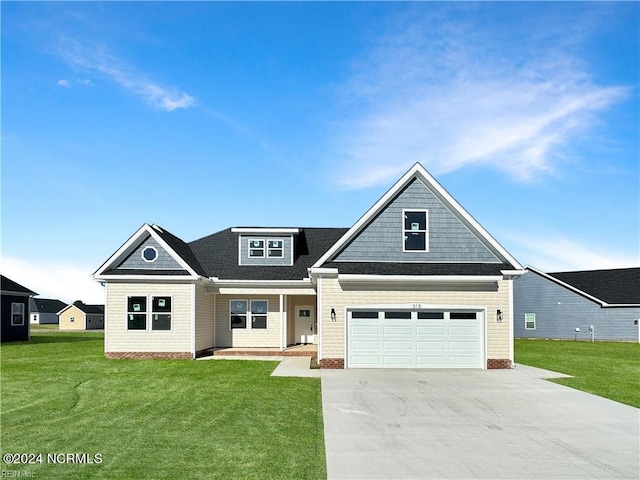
295 306 315 344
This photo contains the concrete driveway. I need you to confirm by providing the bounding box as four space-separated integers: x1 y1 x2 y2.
320 365 639 480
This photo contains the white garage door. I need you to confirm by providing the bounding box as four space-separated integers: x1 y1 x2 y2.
347 309 484 368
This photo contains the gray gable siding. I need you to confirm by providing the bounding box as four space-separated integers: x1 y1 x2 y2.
238 235 293 266
514 270 640 342
335 179 500 263
117 235 183 270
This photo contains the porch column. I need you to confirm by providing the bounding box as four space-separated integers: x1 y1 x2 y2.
279 294 286 351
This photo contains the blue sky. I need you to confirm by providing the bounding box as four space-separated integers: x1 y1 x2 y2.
2 1 638 304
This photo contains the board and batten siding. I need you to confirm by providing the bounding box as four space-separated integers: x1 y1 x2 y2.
105 283 193 353
214 294 282 348
318 277 512 362
194 283 215 352
514 271 640 342
335 179 500 263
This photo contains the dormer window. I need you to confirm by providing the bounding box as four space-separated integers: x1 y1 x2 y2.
268 240 283 258
403 210 428 251
248 239 285 258
249 240 265 257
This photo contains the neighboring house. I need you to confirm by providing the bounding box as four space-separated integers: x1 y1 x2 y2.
58 301 105 330
93 163 524 368
29 298 67 324
1 275 37 342
514 266 640 342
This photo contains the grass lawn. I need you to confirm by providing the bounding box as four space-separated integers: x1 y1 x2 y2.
515 339 640 408
1 332 326 479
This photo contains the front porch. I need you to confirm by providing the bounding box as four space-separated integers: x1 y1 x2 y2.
208 344 317 357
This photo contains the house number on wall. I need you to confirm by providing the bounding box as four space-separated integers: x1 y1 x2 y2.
412 304 422 309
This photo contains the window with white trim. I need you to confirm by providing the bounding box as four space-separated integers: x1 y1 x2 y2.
267 240 283 258
127 296 172 331
525 313 536 330
403 210 428 251
152 296 172 330
142 246 158 262
248 240 265 257
248 238 284 259
127 296 147 330
11 303 24 326
230 300 268 329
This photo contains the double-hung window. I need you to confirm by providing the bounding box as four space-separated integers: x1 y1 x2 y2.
267 240 283 258
127 296 147 330
524 313 536 330
152 296 172 330
11 303 25 326
249 240 265 257
230 300 268 329
127 296 172 331
249 239 284 258
250 300 268 329
403 210 428 251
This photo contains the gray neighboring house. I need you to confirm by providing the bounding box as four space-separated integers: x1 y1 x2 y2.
514 266 640 342
29 298 67 324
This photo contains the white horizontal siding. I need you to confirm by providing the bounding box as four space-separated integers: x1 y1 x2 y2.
105 283 193 353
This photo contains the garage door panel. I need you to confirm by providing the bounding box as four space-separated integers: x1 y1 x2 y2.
348 309 483 369
416 356 447 366
382 356 414 366
449 325 480 336
351 325 381 335
350 356 381 366
383 340 413 350
416 341 445 350
382 325 413 335
417 326 446 335
350 341 381 350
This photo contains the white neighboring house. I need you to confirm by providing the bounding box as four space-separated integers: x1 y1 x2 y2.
58 301 105 330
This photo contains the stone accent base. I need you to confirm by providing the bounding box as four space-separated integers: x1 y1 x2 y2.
319 358 344 369
106 352 192 360
487 359 512 369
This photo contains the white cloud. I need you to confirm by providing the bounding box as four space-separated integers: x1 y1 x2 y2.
330 7 630 189
57 79 70 87
52 37 195 112
1 257 104 305
505 234 640 272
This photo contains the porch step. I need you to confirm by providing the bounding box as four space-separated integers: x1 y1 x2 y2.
211 346 317 357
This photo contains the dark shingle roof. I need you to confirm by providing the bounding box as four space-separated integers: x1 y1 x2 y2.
151 225 207 276
30 298 67 313
322 262 512 276
549 268 640 305
189 228 348 280
1 275 37 295
72 302 105 314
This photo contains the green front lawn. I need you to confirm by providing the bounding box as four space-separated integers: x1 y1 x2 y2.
515 339 640 408
1 333 326 479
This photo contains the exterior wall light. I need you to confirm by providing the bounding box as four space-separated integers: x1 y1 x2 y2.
330 308 336 322
496 309 502 322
